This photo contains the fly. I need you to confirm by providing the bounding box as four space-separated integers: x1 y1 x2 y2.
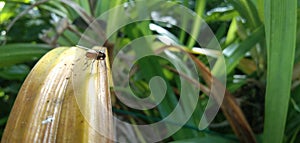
76 45 106 60
75 45 107 72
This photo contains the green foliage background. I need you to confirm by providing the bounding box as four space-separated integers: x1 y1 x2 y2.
0 0 299 142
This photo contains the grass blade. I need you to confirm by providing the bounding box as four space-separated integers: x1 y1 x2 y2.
227 0 261 28
186 0 206 48
224 26 264 74
0 44 50 67
263 0 297 142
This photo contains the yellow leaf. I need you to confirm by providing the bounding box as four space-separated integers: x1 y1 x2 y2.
2 47 113 143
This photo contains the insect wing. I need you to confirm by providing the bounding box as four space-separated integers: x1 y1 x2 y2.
85 49 99 60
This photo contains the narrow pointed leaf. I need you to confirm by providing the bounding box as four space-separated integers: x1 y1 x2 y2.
263 0 297 142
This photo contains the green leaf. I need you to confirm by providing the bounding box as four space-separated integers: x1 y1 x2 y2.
169 135 237 143
263 0 297 142
257 0 264 21
0 43 50 67
61 29 80 45
0 1 29 24
224 18 238 46
38 2 68 18
0 65 30 80
205 8 239 22
94 0 108 17
227 0 261 28
186 0 206 48
0 117 8 126
77 0 91 16
286 85 300 142
224 25 264 74
179 0 188 44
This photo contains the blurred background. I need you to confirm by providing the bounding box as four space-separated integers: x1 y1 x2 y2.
0 0 299 142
